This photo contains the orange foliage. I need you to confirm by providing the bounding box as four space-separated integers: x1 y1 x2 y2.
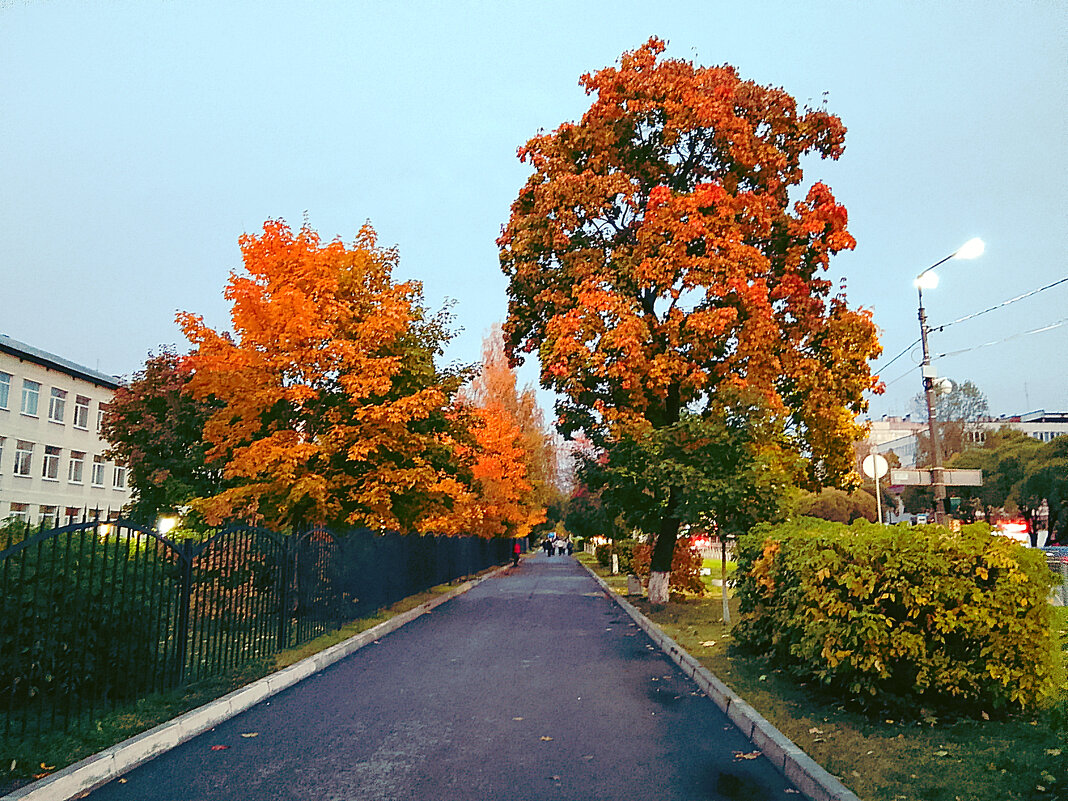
499 38 881 487
177 219 472 531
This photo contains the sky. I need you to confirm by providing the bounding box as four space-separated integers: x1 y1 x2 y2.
1 0 1065 425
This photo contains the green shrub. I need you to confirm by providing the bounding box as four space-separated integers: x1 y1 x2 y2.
593 539 638 572
631 536 705 595
734 517 1059 713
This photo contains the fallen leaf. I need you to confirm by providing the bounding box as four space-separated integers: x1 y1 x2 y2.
851 771 861 778
210 745 229 751
934 750 949 758
808 727 824 735
981 711 990 720
513 717 524 721
583 755 594 760
118 778 127 783
733 751 761 760
33 773 49 780
540 736 553 741
700 640 716 647
240 732 258 738
758 675 767 681
40 763 55 770
1045 748 1061 757
551 775 561 781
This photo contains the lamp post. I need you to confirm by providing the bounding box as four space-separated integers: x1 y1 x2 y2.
914 237 984 525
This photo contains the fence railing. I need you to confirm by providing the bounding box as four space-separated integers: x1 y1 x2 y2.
0 520 512 746
1044 547 1068 607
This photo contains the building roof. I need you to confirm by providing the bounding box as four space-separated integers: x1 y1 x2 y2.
0 333 122 389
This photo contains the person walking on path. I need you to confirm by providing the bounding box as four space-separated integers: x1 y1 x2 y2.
512 538 521 567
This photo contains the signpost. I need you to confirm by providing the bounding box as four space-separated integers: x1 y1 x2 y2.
888 469 983 487
862 453 889 524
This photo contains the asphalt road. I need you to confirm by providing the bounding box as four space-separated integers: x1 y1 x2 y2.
85 553 801 801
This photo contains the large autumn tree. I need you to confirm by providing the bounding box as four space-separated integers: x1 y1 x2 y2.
178 219 473 532
498 39 881 601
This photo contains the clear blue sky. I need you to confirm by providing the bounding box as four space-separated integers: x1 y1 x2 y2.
2 0 1065 422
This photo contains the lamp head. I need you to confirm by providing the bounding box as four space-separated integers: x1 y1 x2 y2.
952 237 985 260
914 270 940 290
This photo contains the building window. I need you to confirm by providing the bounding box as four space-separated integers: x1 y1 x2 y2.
43 446 61 481
0 437 4 472
39 505 58 529
9 503 29 523
65 507 81 525
91 455 106 487
97 407 106 433
113 464 127 490
14 441 33 476
0 372 10 409
48 388 67 423
69 450 85 484
21 380 41 416
74 395 90 429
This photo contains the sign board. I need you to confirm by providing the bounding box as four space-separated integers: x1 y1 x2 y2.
862 453 889 479
889 469 983 487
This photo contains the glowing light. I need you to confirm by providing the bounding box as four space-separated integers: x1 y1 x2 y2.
952 237 985 260
158 516 179 535
914 270 939 290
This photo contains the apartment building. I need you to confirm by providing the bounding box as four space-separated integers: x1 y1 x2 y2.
0 334 132 526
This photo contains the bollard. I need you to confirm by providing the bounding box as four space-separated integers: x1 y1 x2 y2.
611 553 619 575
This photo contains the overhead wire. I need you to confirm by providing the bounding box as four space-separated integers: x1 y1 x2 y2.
930 275 1068 333
934 317 1068 359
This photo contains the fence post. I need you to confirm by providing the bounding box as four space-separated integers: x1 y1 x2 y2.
173 539 194 686
277 535 294 650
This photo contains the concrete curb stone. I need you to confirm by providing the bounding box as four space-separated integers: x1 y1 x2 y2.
581 563 860 801
3 565 511 801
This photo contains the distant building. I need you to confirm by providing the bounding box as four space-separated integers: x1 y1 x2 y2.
862 410 1068 469
0 334 132 526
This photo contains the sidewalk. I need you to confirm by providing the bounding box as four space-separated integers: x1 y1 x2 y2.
45 554 807 800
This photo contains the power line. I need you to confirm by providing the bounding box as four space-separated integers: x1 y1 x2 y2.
934 317 1068 359
876 337 921 372
931 275 1068 332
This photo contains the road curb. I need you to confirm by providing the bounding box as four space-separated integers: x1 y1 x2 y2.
582 564 860 801
3 565 512 801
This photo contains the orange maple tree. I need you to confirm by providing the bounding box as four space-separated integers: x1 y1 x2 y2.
498 39 881 597
457 327 560 538
177 219 472 532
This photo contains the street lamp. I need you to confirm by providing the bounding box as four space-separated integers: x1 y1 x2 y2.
914 237 984 524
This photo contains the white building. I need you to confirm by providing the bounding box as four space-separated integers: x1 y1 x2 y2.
0 334 132 527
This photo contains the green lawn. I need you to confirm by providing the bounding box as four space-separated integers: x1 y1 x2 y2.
578 552 1068 801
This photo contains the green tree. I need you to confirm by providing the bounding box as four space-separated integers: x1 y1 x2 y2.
913 380 990 462
101 348 223 526
796 487 877 523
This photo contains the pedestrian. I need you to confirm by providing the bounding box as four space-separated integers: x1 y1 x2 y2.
543 538 553 557
512 539 521 567
566 539 573 556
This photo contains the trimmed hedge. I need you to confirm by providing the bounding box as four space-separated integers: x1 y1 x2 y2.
734 517 1060 713
594 539 638 573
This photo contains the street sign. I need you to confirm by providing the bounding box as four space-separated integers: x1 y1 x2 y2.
862 454 889 479
889 469 983 486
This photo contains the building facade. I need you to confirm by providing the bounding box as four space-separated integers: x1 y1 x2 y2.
0 334 132 526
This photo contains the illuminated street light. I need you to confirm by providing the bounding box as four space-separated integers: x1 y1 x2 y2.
915 238 984 525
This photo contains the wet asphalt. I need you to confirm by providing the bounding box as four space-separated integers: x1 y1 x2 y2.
84 553 801 801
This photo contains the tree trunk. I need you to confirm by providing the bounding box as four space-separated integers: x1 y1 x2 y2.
648 490 679 605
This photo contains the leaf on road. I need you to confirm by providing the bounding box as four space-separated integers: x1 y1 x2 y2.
1045 749 1062 757
540 736 553 741
733 751 761 760
240 732 258 738
512 717 524 721
210 745 230 751
39 763 55 770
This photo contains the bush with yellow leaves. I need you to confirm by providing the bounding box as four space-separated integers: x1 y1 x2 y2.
734 517 1061 713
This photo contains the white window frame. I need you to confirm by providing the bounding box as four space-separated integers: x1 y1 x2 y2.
0 436 4 473
0 371 10 410
73 395 90 429
113 464 127 490
48 388 67 424
91 455 106 487
68 450 85 484
43 446 61 481
39 505 58 528
9 502 29 523
14 441 33 476
21 380 41 417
